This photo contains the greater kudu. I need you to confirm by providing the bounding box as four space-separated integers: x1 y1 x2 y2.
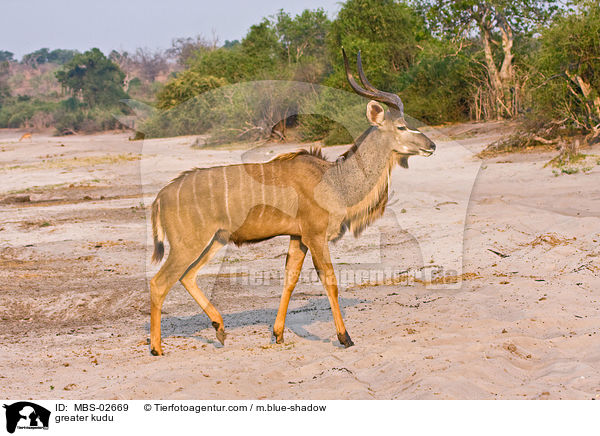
148 49 436 355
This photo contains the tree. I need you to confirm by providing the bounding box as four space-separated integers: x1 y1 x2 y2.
47 49 78 64
534 0 600 142
418 0 558 119
155 71 226 110
22 48 77 66
22 48 51 66
132 48 168 82
275 9 330 64
167 35 218 66
0 51 14 62
223 40 240 49
399 40 476 124
327 0 428 89
274 9 331 82
0 61 10 106
240 18 281 74
186 18 282 83
56 48 127 107
109 50 134 90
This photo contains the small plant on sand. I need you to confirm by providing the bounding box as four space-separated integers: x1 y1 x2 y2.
545 140 589 175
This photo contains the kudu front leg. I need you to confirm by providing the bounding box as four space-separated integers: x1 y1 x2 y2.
273 236 307 344
306 238 354 348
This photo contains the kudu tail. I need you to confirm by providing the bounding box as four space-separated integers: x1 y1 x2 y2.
151 198 165 263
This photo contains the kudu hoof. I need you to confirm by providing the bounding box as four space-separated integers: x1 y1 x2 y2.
213 322 227 345
338 331 354 348
150 347 163 356
216 330 227 345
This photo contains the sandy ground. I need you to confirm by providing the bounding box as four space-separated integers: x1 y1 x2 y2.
0 123 598 400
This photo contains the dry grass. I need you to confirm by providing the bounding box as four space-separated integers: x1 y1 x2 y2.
1 153 141 171
414 272 481 286
348 273 411 290
19 220 52 230
347 271 480 289
87 240 133 249
478 141 556 158
525 233 575 248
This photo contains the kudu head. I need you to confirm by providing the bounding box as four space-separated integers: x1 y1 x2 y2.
343 49 436 162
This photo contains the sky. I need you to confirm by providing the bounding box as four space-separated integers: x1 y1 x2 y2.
0 0 342 60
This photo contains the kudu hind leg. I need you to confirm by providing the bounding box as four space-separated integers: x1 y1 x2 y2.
306 238 354 348
179 239 227 345
273 236 307 344
150 253 192 356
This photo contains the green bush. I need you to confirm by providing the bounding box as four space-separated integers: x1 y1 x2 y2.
50 98 129 134
0 97 57 128
144 81 308 143
529 1 600 141
297 84 367 142
323 124 354 145
398 42 476 125
327 0 427 89
155 72 226 110
141 97 216 138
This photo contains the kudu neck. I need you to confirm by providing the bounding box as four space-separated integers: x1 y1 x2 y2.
332 128 395 207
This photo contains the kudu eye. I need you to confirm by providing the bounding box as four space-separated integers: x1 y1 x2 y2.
397 125 407 131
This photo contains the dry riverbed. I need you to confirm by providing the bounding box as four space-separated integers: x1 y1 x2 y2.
0 123 599 399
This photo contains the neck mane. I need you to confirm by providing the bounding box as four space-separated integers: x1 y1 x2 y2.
327 128 399 239
272 127 404 240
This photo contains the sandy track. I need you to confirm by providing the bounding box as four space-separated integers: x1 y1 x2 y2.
0 125 598 399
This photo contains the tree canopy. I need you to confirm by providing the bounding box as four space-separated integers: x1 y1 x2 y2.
0 51 14 62
327 0 427 88
22 48 78 66
532 0 600 141
0 0 598 143
56 48 127 107
417 0 559 119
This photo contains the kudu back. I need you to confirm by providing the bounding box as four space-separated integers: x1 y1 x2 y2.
148 49 436 355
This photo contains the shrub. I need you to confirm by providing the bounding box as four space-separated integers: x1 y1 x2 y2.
398 42 475 125
155 72 226 110
0 97 57 128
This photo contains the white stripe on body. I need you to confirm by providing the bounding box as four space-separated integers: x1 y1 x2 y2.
192 170 204 225
259 164 265 218
175 176 185 230
207 168 214 219
236 165 245 231
223 166 231 228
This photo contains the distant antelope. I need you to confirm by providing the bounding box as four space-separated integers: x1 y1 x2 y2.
19 133 32 142
148 49 436 355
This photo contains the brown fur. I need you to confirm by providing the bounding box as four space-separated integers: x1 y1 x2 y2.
339 156 392 239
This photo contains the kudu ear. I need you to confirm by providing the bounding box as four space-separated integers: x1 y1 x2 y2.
366 100 385 126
